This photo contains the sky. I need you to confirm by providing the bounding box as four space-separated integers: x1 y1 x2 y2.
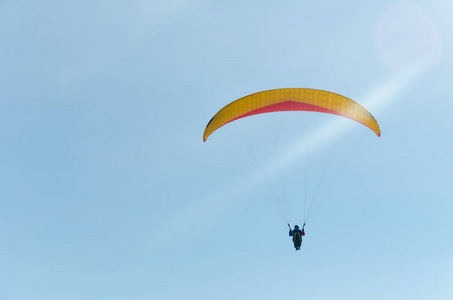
0 0 452 299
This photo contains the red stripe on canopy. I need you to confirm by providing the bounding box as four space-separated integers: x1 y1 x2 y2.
227 101 348 124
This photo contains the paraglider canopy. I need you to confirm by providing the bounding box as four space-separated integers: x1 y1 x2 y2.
203 88 380 142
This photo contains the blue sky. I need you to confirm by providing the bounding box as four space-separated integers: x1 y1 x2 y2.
1 0 452 299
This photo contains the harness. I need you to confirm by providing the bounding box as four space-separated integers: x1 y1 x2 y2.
293 230 302 245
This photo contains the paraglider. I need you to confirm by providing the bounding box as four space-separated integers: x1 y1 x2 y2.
288 223 305 250
203 88 380 250
203 88 380 142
